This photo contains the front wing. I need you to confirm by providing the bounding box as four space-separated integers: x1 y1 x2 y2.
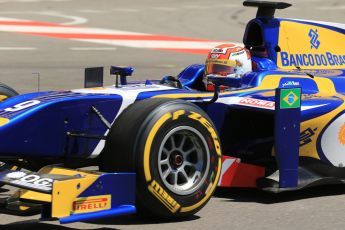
0 166 135 224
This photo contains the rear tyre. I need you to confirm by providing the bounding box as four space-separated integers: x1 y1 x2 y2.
101 98 222 219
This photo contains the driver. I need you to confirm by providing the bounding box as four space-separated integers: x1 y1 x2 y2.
204 44 252 91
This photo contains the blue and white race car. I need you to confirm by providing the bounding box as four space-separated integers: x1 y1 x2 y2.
0 0 345 224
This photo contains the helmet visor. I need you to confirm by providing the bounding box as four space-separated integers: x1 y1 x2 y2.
205 59 237 76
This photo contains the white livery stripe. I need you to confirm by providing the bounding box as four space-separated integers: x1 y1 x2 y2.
285 18 345 30
0 47 36 50
218 158 235 186
72 85 176 157
217 97 276 110
10 180 52 191
217 96 327 111
301 104 329 110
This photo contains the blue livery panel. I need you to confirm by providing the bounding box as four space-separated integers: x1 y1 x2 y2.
0 91 122 157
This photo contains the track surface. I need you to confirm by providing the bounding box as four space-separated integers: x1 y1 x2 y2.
1 0 345 229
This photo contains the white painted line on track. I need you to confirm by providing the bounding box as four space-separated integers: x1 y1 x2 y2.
0 17 241 54
0 25 145 35
0 47 36 50
0 12 88 25
0 17 29 22
69 47 117 51
38 12 88 25
73 39 225 49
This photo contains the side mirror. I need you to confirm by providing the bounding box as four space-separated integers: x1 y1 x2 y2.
110 66 134 87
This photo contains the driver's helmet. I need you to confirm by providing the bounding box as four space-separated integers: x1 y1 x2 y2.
204 44 252 90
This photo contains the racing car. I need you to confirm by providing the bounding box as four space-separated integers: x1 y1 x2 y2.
0 0 344 224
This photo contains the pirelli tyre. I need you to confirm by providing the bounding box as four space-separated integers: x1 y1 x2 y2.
0 82 18 101
0 83 19 179
101 98 222 219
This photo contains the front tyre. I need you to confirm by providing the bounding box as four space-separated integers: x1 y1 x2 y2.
0 82 18 101
0 83 19 179
101 98 222 219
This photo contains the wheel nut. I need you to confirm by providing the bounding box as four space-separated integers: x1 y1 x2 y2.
175 155 183 166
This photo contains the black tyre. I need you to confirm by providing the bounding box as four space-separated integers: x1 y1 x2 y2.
0 83 18 175
0 82 18 101
101 98 222 219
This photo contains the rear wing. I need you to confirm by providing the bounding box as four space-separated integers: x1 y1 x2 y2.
243 0 345 71
243 0 291 18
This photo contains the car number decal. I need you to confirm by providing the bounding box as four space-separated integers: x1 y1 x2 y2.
4 100 41 112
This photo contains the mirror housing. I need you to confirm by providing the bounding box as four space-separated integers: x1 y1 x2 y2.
110 66 134 87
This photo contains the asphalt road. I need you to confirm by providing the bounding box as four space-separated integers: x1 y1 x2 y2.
0 0 345 229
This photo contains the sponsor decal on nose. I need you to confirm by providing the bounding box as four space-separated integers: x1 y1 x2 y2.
72 195 111 214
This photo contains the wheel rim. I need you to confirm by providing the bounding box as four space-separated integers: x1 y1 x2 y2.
158 126 210 195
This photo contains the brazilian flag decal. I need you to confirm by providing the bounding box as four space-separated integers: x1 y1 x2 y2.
280 88 301 109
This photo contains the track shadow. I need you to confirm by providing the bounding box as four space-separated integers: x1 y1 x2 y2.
214 184 345 204
0 185 199 226
4 185 344 227
85 213 200 225
0 187 11 199
0 187 9 193
0 220 116 230
0 214 199 229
